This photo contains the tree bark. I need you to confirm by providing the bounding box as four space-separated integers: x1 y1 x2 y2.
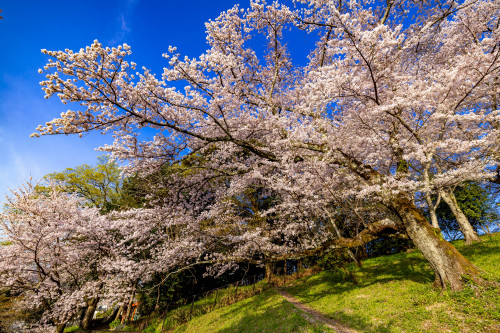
346 248 362 267
331 153 481 290
122 281 137 324
324 208 362 266
81 297 99 331
423 163 440 229
439 189 482 245
424 191 440 229
77 306 87 329
332 223 362 266
114 301 127 323
265 261 274 285
391 195 481 290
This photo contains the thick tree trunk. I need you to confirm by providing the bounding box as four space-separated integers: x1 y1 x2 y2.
392 195 480 290
265 261 274 285
333 154 481 290
423 163 440 229
439 189 482 245
78 306 87 328
81 297 99 330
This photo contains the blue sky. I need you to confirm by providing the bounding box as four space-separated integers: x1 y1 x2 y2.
0 0 245 203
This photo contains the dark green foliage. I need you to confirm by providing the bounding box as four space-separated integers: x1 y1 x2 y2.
436 182 498 239
308 250 350 271
365 236 415 257
137 264 264 316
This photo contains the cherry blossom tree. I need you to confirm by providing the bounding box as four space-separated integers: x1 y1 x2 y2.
0 185 101 331
33 0 500 290
0 184 139 332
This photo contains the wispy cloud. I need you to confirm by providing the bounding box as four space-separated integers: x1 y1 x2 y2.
109 0 139 45
0 75 108 205
120 14 130 33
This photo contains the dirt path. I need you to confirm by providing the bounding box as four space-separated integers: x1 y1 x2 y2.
276 288 357 333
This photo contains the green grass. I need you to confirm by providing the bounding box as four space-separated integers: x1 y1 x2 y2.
284 233 500 333
63 325 80 333
171 289 334 333
142 280 271 332
144 233 499 333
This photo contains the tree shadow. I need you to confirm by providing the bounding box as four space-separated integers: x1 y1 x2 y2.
181 235 500 333
453 235 500 258
203 289 395 333
286 253 434 303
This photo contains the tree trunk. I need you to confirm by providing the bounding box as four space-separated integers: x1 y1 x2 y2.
81 297 99 331
346 248 362 267
325 209 362 266
332 221 362 266
265 261 274 285
424 191 440 229
114 301 126 322
391 195 481 290
122 281 137 324
439 189 482 245
336 155 480 290
105 307 120 325
78 306 87 328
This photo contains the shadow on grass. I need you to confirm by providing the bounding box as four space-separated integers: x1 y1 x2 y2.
282 234 500 333
175 289 331 333
189 289 371 333
206 289 398 333
178 234 500 333
452 234 500 281
453 235 500 257
286 253 434 304
289 234 500 303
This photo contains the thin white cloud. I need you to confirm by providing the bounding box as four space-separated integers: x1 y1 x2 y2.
109 0 139 45
0 74 109 206
120 14 130 33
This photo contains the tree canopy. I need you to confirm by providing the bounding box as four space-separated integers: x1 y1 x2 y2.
2 0 500 331
38 155 123 212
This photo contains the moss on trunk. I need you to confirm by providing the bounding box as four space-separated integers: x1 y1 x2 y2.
392 195 481 290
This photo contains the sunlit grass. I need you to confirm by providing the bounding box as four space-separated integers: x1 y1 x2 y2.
172 289 334 333
284 233 500 333
143 234 499 333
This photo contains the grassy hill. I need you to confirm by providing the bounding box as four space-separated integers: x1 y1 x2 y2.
156 234 500 333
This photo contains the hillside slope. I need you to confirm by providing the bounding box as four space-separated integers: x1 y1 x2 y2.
165 234 500 333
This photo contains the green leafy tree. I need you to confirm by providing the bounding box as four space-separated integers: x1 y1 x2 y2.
38 155 123 213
